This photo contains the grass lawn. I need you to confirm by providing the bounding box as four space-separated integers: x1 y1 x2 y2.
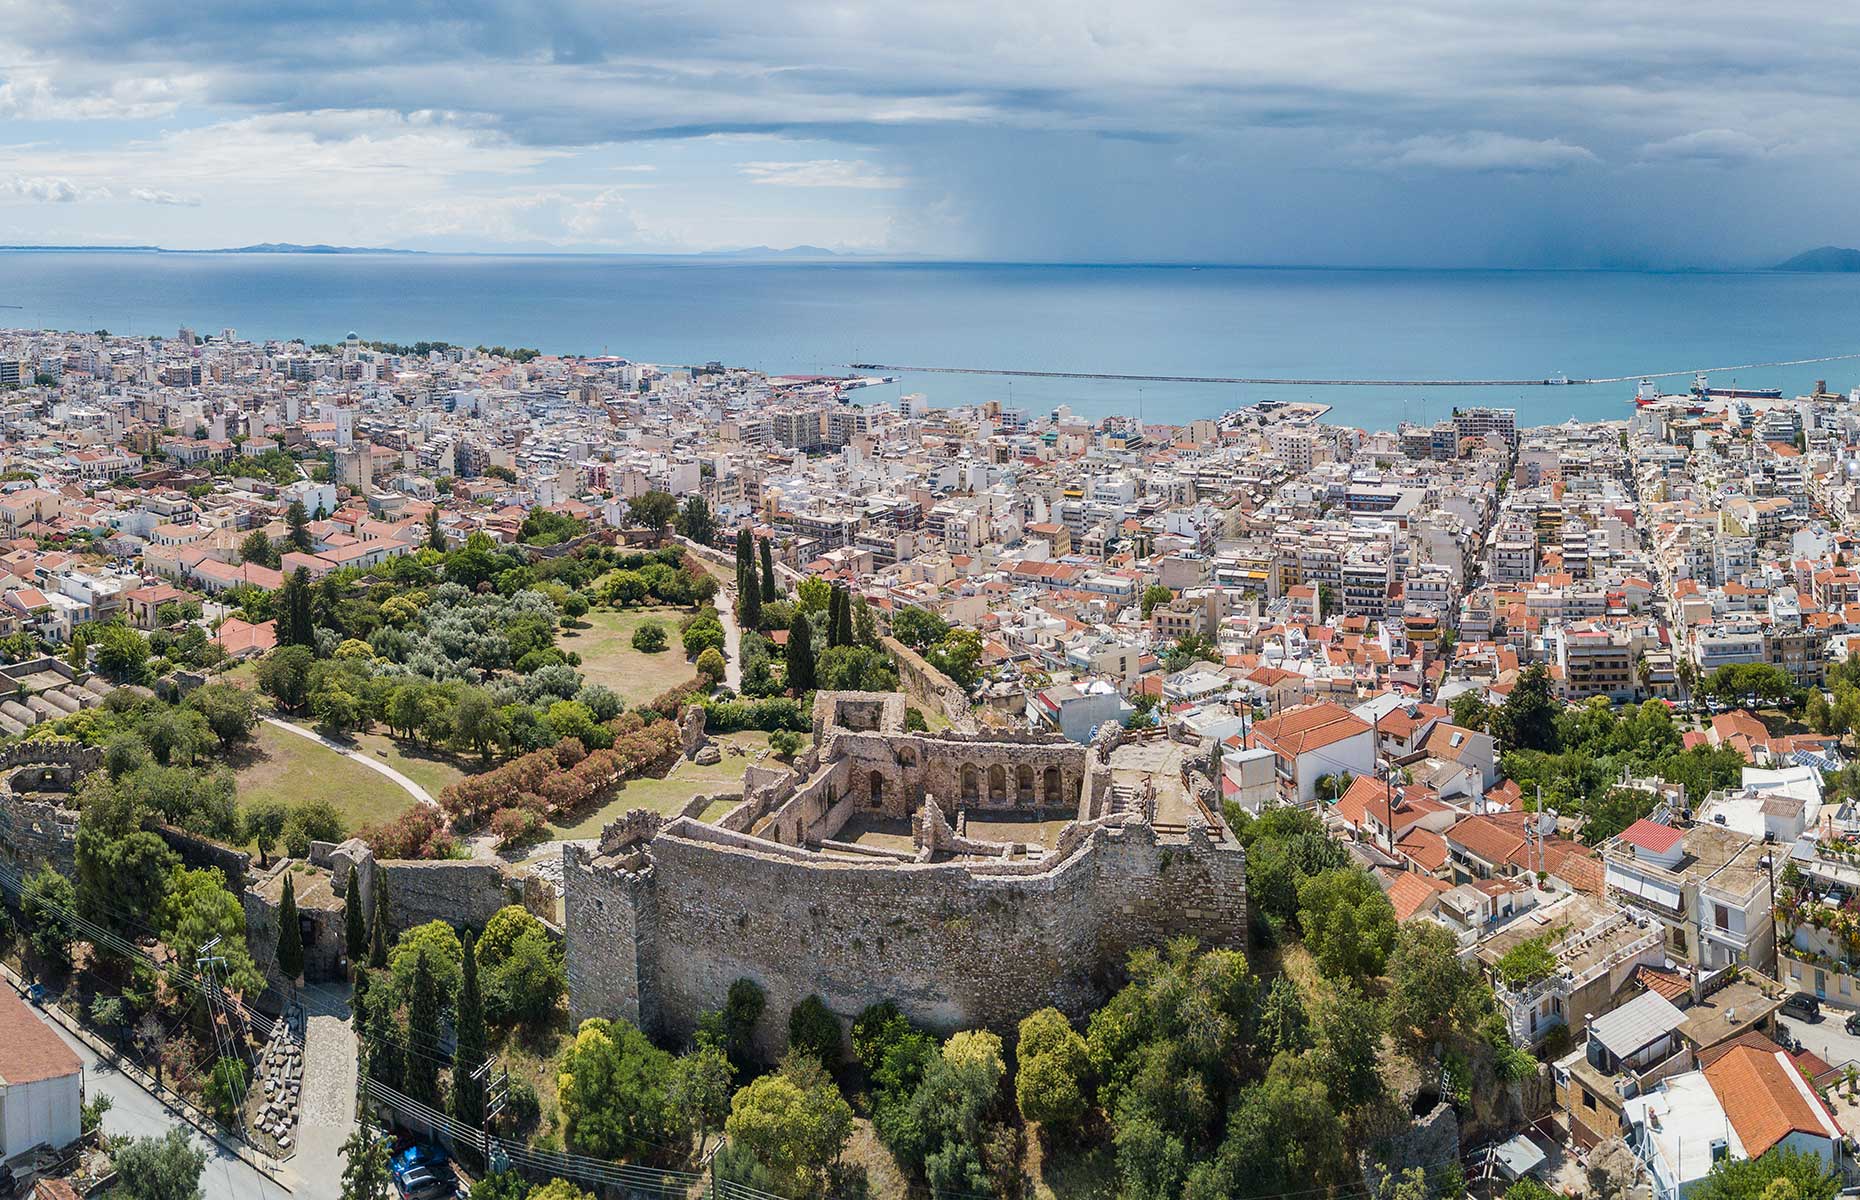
348 730 477 799
561 607 698 708
231 722 419 834
546 731 773 839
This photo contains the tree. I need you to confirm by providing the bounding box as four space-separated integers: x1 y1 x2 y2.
759 539 777 603
1295 868 1397 977
186 682 257 745
93 622 151 680
1314 982 1385 1111
161 866 264 994
1494 663 1560 752
203 1055 248 1122
1141 584 1174 618
667 1045 734 1155
740 547 763 629
926 629 984 690
1448 691 1492 733
785 610 816 694
696 646 727 683
74 777 177 931
259 644 316 710
287 499 313 552
338 1119 394 1200
825 587 844 649
1255 976 1311 1057
241 529 280 568
426 507 446 552
788 994 841 1067
369 873 391 969
890 605 949 650
452 930 488 1126
632 621 668 652
1386 921 1493 1047
1694 1148 1839 1200
833 588 854 648
345 875 368 964
390 920 465 1004
1186 1053 1344 1200
558 1017 675 1158
22 865 76 964
1016 1008 1090 1137
628 490 678 539
725 1052 855 1198
109 1128 207 1200
276 872 305 986
676 494 714 545
403 951 442 1105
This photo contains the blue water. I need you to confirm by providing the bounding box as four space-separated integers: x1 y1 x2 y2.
5 251 1860 429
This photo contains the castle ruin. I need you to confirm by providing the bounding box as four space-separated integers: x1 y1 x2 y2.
564 691 1247 1056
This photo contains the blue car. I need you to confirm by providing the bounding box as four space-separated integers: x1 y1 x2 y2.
391 1143 449 1184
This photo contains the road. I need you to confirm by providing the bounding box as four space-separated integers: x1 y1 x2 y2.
1780 1000 1860 1074
263 717 437 807
28 1005 293 1200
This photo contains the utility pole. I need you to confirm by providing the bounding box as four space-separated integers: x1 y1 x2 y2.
197 937 252 1143
476 1057 510 1173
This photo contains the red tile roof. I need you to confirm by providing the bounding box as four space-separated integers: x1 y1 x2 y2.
0 987 82 1085
1620 819 1684 854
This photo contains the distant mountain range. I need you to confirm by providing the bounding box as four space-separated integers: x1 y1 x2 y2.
0 241 852 257
1776 246 1860 271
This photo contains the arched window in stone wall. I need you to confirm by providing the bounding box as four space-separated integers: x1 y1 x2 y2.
1043 765 1063 804
988 764 1007 803
1016 764 1035 803
962 764 980 802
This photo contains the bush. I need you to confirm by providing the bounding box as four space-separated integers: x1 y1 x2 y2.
695 647 727 683
631 622 668 653
489 806 546 848
789 995 842 1067
768 729 803 758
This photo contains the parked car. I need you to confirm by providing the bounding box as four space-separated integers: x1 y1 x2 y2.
1844 1011 1860 1036
395 1164 457 1200
1782 992 1821 1021
392 1144 449 1184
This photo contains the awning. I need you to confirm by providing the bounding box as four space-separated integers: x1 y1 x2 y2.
1607 866 1684 911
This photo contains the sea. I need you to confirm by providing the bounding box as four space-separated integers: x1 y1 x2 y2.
5 250 1860 431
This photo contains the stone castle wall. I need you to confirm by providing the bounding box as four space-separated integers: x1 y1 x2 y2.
566 814 1247 1058
882 636 977 734
0 744 106 880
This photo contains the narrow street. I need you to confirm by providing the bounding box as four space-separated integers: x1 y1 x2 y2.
27 1004 292 1200
284 1012 360 1200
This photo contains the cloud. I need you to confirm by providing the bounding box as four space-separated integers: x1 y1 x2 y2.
128 187 201 206
1637 128 1775 165
1373 131 1599 174
0 176 110 202
740 159 904 189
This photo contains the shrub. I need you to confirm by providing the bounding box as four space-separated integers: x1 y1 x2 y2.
489 806 546 848
768 729 803 758
695 647 727 683
631 622 668 653
789 995 842 1067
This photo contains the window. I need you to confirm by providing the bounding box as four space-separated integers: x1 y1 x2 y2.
1715 904 1730 931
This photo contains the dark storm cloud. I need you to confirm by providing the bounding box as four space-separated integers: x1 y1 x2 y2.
4 0 1858 262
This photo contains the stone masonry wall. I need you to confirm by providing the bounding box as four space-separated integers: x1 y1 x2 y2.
0 791 77 879
882 636 978 734
566 815 1247 1058
376 859 525 936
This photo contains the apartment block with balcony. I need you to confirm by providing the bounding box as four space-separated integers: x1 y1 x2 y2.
1603 819 1774 972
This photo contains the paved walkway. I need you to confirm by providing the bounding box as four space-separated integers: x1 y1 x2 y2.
715 589 745 692
263 718 437 808
284 1012 359 1200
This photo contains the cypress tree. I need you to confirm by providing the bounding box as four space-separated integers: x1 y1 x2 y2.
826 587 844 648
734 530 752 595
426 507 445 551
276 873 304 986
287 500 312 553
404 954 441 1105
451 931 487 1126
786 611 816 695
759 539 776 603
367 1000 404 1091
741 550 762 630
351 966 370 1034
368 874 391 970
344 875 367 964
834 588 855 647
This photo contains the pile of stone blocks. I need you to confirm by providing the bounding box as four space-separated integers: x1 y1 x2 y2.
254 1019 302 1150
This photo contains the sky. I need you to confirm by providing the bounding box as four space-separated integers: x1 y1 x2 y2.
0 1 1855 265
